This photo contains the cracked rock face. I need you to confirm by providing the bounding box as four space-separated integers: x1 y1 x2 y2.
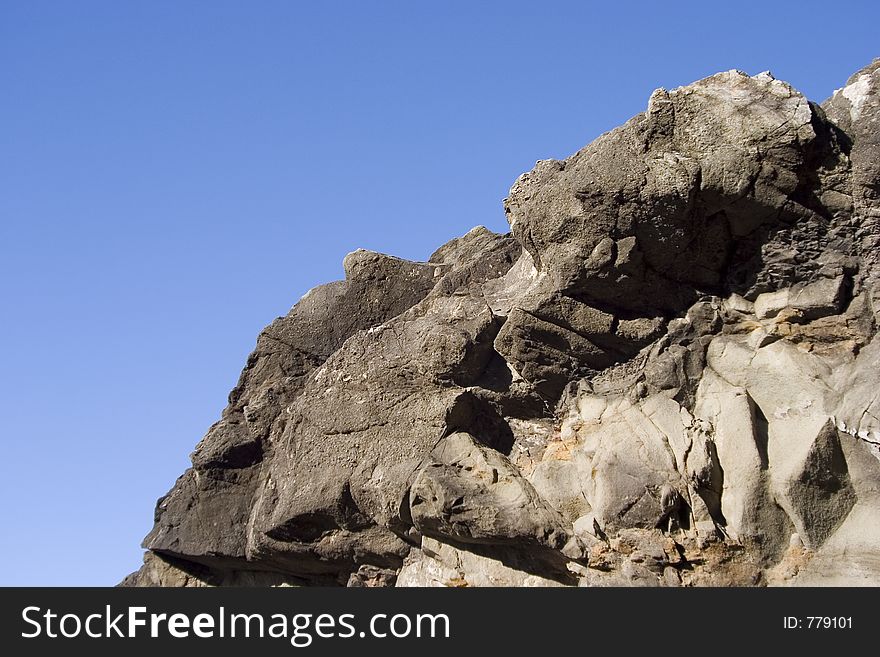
124 60 880 588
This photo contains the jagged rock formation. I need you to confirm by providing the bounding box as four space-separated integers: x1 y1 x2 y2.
123 60 880 588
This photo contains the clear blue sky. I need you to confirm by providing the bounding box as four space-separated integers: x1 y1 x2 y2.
1 1 876 585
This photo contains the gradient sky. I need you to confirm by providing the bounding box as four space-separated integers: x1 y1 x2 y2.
1 1 877 585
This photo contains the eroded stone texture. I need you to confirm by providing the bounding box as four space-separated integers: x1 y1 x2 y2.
126 61 880 588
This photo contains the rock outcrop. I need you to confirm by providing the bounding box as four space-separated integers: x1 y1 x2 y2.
124 60 880 587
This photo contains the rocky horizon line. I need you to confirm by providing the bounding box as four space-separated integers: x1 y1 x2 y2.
123 59 880 587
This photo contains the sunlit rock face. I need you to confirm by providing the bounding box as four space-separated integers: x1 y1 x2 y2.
123 60 880 588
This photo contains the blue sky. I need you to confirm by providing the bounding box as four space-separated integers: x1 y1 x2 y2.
1 1 877 585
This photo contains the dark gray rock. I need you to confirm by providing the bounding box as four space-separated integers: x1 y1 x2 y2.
143 230 523 581
126 60 880 588
409 432 570 550
822 59 880 319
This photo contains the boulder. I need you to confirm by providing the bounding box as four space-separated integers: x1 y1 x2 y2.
127 61 880 588
409 432 570 552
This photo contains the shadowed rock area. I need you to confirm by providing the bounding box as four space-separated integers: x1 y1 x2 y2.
123 60 880 587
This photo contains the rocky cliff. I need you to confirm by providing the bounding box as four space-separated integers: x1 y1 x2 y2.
123 60 880 587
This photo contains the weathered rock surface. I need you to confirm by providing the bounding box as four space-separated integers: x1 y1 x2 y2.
123 60 880 588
